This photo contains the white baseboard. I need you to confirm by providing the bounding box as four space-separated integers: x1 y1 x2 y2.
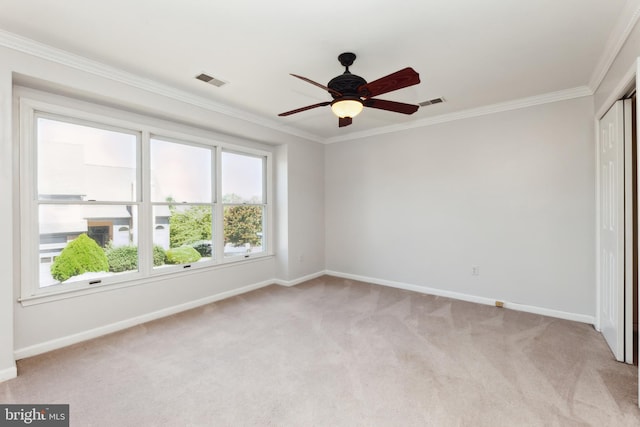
503 301 595 324
14 279 274 360
12 269 596 361
0 365 17 383
273 270 326 287
325 270 596 325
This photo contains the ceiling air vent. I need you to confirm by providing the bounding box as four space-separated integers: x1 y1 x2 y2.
195 73 227 87
419 97 445 107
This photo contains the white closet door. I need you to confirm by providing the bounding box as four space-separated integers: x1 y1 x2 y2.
599 100 625 361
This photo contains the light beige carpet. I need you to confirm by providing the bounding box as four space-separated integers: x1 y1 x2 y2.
1 275 639 426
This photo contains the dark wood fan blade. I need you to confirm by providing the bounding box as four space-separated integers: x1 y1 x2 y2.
290 74 342 97
358 67 420 98
278 101 331 116
364 98 419 115
339 117 352 127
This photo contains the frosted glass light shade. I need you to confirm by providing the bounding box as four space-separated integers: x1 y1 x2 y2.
331 99 363 118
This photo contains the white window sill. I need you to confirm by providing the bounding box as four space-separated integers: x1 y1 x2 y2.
19 254 274 307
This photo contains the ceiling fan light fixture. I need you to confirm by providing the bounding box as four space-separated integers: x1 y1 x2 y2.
331 98 363 118
279 54 420 127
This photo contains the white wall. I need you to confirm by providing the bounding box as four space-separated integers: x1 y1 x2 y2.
0 42 326 374
274 140 325 283
285 141 325 281
274 144 289 280
325 96 596 318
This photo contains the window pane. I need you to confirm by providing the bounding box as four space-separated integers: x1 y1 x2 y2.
222 151 263 203
223 205 264 257
39 204 138 287
150 138 212 203
37 117 137 201
153 204 213 268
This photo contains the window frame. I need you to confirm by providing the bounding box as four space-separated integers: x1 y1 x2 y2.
148 135 217 275
33 112 143 291
220 149 269 261
17 88 273 305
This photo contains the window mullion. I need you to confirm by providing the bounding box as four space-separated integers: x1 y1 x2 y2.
265 154 272 255
139 130 152 276
215 145 224 263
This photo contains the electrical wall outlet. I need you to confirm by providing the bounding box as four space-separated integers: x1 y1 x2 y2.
471 265 480 276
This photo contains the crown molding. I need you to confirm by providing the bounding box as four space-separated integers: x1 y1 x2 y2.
0 29 323 144
324 86 593 144
588 0 640 92
1 2 632 148
322 0 640 145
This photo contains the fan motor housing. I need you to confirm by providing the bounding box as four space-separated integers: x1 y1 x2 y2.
328 73 367 100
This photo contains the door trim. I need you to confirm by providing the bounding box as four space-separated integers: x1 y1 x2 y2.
624 97 634 364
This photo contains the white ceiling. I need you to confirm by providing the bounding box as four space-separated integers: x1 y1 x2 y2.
0 0 632 142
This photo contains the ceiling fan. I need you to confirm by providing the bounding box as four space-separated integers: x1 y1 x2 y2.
278 52 421 127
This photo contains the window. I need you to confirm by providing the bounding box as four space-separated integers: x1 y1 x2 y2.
222 151 266 258
35 116 139 289
150 137 214 268
19 90 272 301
